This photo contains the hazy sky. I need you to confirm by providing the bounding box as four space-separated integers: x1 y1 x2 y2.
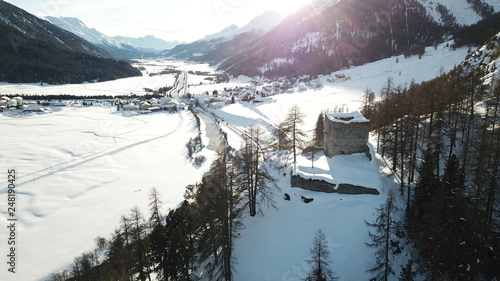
10 0 314 42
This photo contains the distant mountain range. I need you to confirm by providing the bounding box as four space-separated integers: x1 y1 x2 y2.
162 11 285 62
113 35 183 53
0 1 141 84
45 17 183 59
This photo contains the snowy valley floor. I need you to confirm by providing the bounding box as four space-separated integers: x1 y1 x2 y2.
0 107 216 280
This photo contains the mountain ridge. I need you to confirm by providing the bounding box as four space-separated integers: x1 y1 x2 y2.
113 35 183 52
44 16 143 59
0 2 141 84
44 16 183 59
162 11 285 62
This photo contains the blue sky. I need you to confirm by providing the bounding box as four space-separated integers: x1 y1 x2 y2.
10 0 313 42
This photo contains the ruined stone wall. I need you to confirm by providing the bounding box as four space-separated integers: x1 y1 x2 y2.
323 116 370 158
291 175 379 195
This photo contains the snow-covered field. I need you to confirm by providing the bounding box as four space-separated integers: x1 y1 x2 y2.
0 42 469 281
0 106 216 280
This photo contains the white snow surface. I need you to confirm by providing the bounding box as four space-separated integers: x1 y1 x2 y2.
0 107 216 280
294 149 383 190
0 40 471 281
326 111 370 124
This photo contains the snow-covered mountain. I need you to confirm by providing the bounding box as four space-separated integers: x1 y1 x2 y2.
0 9 106 58
45 16 144 59
163 11 285 61
216 0 500 78
45 17 182 59
161 0 500 78
113 35 183 52
0 2 141 84
200 24 240 42
45 17 122 49
201 11 285 41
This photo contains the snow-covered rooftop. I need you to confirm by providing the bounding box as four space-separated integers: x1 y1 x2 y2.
326 111 369 124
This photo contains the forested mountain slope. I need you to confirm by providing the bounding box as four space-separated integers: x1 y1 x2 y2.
0 2 141 84
360 29 500 281
218 0 455 77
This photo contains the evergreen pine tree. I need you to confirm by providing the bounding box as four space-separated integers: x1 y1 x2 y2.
189 149 244 281
283 105 307 163
304 229 337 281
148 187 163 227
313 112 325 147
234 126 276 217
397 260 416 281
164 202 196 280
149 223 169 281
419 154 469 280
410 150 439 233
365 192 402 281
108 232 132 281
129 207 152 281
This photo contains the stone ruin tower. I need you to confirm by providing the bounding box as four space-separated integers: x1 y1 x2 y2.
323 111 371 158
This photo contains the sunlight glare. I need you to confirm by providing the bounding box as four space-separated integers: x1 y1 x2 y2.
267 0 314 16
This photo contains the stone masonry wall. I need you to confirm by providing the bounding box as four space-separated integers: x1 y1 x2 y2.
291 174 380 195
323 115 370 158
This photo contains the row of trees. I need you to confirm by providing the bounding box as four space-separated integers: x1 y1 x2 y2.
363 153 483 281
362 61 500 280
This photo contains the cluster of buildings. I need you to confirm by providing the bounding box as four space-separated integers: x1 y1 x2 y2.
117 97 186 113
0 94 191 115
0 96 23 111
190 76 335 110
0 96 113 113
